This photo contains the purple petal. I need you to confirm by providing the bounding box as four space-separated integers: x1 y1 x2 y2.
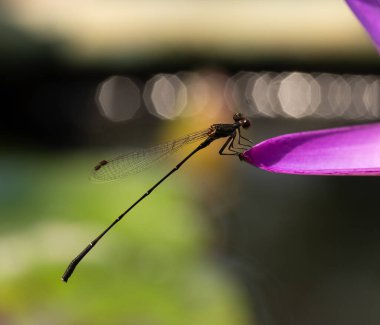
241 123 380 175
346 0 380 52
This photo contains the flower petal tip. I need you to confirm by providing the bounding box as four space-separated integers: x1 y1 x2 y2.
346 0 380 52
241 123 380 176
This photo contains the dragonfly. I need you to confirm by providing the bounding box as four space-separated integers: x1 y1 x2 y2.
62 113 252 282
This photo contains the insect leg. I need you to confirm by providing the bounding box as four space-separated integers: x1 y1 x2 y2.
219 133 240 156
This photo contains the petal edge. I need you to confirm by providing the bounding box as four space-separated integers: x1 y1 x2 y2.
242 123 380 176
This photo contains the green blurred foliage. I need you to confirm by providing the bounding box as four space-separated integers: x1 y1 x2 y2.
0 150 252 325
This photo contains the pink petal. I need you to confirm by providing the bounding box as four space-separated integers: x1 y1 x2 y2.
241 123 380 175
346 0 380 52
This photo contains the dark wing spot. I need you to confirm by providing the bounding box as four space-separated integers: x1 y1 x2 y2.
94 160 108 171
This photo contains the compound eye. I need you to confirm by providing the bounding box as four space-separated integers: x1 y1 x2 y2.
242 119 251 129
233 113 242 121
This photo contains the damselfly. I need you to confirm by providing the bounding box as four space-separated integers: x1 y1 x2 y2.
62 113 252 282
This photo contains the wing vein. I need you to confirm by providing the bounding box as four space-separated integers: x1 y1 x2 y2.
90 128 211 182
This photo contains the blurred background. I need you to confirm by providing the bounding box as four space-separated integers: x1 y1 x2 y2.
1 0 380 324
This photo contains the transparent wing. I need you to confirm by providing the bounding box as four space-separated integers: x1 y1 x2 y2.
90 128 211 182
